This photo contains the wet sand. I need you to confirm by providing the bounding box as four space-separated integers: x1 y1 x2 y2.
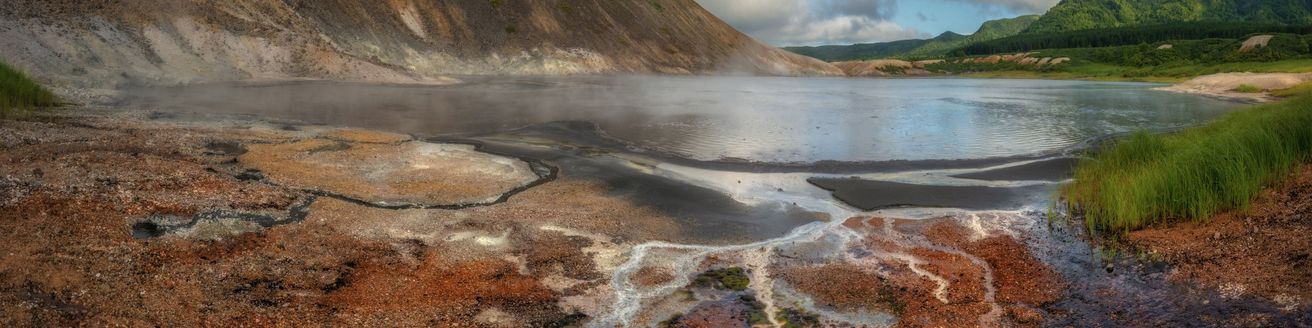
951 157 1079 182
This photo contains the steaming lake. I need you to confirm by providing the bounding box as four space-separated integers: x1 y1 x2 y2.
123 76 1239 163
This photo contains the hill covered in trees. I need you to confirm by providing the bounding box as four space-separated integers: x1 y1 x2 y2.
784 32 966 62
961 22 1312 55
784 15 1038 61
1026 0 1312 33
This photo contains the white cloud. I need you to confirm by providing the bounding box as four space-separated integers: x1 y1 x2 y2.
696 0 925 46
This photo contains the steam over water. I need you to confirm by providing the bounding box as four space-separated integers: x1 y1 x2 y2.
122 76 1238 163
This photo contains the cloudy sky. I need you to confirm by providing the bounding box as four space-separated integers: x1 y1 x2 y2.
694 0 1061 46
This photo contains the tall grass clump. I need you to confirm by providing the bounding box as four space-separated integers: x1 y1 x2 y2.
1272 81 1312 98
1232 84 1264 93
0 61 57 115
1063 92 1312 232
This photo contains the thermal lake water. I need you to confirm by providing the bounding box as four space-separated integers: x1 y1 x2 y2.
122 76 1239 163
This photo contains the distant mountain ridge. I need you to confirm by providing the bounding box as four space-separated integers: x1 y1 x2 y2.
903 15 1041 57
1026 0 1312 34
784 31 965 62
784 15 1039 62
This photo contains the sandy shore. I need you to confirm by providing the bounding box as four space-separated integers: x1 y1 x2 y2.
1156 72 1312 103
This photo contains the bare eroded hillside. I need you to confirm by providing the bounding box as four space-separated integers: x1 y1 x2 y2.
0 0 840 98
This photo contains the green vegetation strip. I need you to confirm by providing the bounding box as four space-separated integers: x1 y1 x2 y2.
694 267 750 291
1233 84 1265 93
1 62 57 114
1063 90 1312 232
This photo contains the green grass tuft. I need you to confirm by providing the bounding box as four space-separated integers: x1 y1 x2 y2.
1 61 57 115
693 267 750 291
1062 89 1312 233
1233 84 1264 93
1272 81 1312 98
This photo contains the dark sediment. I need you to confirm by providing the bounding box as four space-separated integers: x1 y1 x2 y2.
452 120 1076 175
455 124 830 244
1032 214 1309 327
807 178 1052 210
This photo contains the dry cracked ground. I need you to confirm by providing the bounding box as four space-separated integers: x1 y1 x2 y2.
1 109 1309 327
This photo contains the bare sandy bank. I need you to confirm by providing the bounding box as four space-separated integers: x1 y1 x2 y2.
1156 72 1312 103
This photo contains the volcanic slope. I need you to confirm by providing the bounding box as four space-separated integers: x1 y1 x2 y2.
0 0 840 98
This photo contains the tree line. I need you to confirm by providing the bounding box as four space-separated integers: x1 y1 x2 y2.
955 22 1312 56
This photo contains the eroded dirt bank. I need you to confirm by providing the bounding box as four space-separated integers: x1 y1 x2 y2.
1157 72 1312 103
1126 164 1312 313
2 109 1310 327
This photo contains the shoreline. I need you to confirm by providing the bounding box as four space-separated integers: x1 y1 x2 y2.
3 75 1309 326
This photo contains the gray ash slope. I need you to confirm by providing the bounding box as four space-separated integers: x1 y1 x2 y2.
0 0 841 99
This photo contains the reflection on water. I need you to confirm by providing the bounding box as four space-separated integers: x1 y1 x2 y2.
122 76 1238 162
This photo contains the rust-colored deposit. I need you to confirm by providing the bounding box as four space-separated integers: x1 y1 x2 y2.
777 264 901 313
1128 164 1312 310
776 217 1066 328
0 113 634 326
326 252 567 325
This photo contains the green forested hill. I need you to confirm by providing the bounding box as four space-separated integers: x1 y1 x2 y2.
903 15 1040 57
785 15 1038 61
784 32 966 62
1026 0 1312 33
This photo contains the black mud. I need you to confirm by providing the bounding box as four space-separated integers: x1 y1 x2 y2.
807 178 1053 211
131 196 317 239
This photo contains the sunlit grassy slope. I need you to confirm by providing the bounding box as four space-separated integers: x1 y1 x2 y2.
1063 87 1312 232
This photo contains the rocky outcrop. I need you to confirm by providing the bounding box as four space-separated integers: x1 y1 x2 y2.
1240 35 1275 52
0 0 840 98
832 53 1069 77
955 52 1069 66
